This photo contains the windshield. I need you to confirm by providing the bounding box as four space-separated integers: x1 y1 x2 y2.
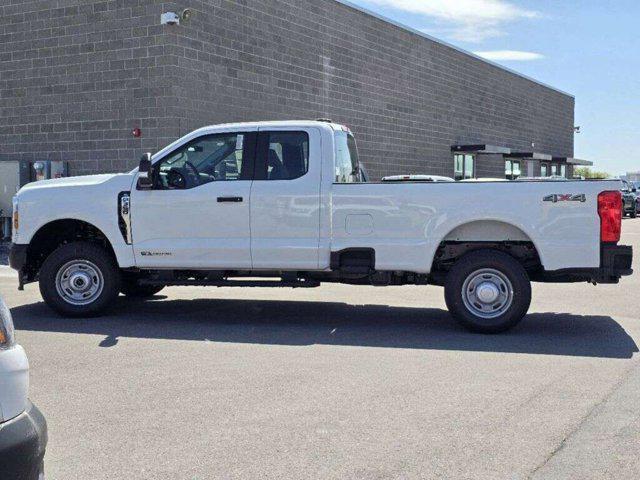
334 131 363 183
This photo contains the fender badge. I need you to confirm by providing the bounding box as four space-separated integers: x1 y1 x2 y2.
140 251 172 257
543 194 586 203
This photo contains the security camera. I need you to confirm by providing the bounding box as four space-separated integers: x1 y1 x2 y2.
181 9 193 21
161 12 180 26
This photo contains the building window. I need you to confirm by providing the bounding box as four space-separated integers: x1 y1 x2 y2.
505 159 521 180
560 164 567 178
454 154 474 180
541 163 548 177
550 164 558 176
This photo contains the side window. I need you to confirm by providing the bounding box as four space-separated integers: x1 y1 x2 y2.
257 131 309 181
334 131 362 183
155 133 251 190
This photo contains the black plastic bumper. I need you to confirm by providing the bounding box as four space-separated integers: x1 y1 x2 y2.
534 244 633 284
8 243 27 272
0 401 47 480
8 243 28 290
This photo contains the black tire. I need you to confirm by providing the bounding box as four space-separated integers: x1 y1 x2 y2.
39 242 120 317
444 250 531 334
120 274 164 298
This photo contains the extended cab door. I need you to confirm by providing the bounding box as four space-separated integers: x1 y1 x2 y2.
250 128 322 269
130 130 256 269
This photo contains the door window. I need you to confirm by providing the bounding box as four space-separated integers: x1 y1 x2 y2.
541 163 548 177
505 159 521 180
256 131 309 180
155 133 252 189
454 154 474 180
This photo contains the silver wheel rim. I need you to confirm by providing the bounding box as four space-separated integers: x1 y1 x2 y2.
55 260 104 306
461 268 514 320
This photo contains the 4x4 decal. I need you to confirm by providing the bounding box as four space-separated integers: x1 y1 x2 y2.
543 193 586 203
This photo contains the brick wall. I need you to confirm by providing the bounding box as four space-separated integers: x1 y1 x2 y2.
0 0 575 179
0 0 173 175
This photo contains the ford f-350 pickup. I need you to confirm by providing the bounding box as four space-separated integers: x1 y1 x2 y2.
9 121 633 332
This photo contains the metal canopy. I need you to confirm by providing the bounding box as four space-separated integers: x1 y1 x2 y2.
506 151 553 161
451 144 511 155
553 156 593 166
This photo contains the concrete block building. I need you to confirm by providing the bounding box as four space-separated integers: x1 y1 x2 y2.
0 0 584 180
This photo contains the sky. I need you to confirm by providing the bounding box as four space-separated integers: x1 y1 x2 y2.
348 0 640 175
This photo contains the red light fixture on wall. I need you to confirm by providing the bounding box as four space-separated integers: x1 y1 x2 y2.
132 128 142 138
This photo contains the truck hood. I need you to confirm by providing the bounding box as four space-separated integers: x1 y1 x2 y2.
18 173 132 192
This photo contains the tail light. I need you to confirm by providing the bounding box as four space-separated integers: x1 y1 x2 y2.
598 191 622 243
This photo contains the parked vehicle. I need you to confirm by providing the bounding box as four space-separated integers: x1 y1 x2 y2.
633 182 640 216
9 120 633 333
621 180 637 218
382 175 454 182
0 296 47 480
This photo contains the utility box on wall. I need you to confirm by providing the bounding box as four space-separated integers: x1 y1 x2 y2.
32 160 68 182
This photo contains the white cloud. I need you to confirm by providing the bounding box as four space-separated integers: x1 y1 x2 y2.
364 0 540 42
474 50 545 61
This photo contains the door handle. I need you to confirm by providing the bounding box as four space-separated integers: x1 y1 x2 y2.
217 196 243 203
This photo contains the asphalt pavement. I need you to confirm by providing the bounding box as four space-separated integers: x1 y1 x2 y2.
1 220 639 479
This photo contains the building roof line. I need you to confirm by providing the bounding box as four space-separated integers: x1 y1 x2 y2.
334 0 574 98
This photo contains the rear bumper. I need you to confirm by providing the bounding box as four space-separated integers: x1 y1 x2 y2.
534 244 633 284
0 401 47 480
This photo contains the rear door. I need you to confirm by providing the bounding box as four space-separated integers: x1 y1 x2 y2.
250 127 322 269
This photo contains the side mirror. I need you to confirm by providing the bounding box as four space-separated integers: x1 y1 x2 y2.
137 153 153 189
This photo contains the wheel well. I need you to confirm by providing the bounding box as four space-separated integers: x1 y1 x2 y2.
24 219 116 281
431 241 542 284
443 220 532 243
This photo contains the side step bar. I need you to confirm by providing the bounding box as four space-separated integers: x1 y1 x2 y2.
139 278 321 289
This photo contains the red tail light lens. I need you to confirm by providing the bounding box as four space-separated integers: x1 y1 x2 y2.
598 191 622 243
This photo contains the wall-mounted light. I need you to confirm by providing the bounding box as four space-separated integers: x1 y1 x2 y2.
574 126 581 134
132 128 142 138
161 12 180 25
161 9 193 26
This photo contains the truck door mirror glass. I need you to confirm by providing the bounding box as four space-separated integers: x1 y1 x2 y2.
137 153 153 189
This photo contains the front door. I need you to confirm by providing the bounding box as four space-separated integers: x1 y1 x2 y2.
130 131 256 269
250 128 322 270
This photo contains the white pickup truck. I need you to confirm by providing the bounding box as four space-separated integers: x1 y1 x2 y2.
9 120 633 332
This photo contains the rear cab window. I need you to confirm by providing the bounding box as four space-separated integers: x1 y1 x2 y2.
334 131 363 183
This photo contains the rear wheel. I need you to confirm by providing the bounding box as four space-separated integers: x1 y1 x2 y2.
39 242 120 317
444 250 531 333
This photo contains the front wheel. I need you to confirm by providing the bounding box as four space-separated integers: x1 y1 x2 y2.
444 250 531 333
39 242 120 317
